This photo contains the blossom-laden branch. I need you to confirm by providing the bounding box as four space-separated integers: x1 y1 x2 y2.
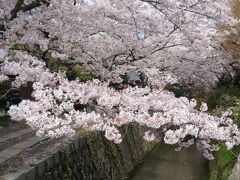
3 52 239 160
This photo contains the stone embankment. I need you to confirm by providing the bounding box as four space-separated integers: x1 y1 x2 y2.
0 125 155 180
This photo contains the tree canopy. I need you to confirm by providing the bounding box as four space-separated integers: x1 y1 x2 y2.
0 0 240 160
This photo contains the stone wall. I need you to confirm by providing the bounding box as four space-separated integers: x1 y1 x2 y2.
229 155 240 180
3 125 155 180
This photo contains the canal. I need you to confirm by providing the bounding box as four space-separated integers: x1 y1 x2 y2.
129 143 209 180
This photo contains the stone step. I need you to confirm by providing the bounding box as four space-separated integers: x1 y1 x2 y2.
0 128 33 143
0 136 49 165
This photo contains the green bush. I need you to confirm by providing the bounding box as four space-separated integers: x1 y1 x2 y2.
216 146 235 170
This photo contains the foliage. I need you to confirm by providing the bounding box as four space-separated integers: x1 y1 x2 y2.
194 78 240 179
167 76 240 111
0 115 11 127
164 83 194 98
209 170 218 180
216 146 235 170
0 81 11 110
202 81 240 179
65 65 95 82
209 145 237 180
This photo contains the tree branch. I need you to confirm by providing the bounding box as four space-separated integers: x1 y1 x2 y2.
10 0 49 20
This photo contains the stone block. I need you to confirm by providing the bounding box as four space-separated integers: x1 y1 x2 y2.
0 133 20 143
37 160 46 177
2 171 27 180
0 148 23 159
73 139 79 150
45 156 54 171
57 164 63 176
27 136 48 142
59 151 66 161
2 167 35 180
25 168 36 180
53 152 60 165
52 170 59 179
11 140 39 149
0 128 33 143
0 158 7 164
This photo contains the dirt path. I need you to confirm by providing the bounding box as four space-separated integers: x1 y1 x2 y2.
130 144 209 180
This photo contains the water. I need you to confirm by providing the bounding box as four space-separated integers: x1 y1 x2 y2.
129 144 209 180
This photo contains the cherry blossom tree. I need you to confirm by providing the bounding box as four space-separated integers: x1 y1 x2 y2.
1 0 238 84
0 0 240 159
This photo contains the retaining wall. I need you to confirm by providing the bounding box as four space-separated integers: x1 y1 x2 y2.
3 125 155 180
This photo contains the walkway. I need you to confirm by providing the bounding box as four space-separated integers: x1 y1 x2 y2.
0 128 49 165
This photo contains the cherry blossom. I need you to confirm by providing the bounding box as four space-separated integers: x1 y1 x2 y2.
1 0 238 84
7 71 240 159
0 74 9 82
0 0 240 160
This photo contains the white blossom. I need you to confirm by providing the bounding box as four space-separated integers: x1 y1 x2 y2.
0 0 240 160
143 131 155 142
0 74 8 82
200 102 208 112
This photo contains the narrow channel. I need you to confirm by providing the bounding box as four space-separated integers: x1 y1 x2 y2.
129 143 209 180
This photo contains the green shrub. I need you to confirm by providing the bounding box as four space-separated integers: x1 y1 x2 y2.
216 146 235 170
